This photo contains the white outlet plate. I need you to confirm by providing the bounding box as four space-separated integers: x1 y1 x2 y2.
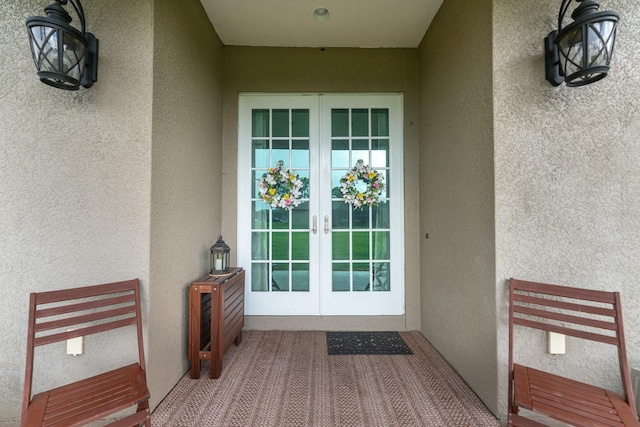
548 332 565 354
67 335 83 356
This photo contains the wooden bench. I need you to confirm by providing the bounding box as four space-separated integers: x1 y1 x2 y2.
21 279 151 427
508 278 639 426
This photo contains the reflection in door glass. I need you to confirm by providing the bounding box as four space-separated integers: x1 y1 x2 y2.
292 140 310 168
371 109 389 136
252 263 268 292
331 140 349 168
292 263 309 292
353 263 369 291
272 263 290 291
332 263 349 291
371 139 389 168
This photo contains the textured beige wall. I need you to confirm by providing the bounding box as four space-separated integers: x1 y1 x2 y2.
418 0 498 415
222 47 421 331
149 0 223 410
494 0 640 417
0 0 153 420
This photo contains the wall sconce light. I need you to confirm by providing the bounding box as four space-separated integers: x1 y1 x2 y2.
26 0 99 90
545 0 618 87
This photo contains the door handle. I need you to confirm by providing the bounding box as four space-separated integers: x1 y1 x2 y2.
312 215 318 235
324 215 329 234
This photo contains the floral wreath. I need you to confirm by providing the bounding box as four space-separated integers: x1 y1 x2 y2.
340 159 385 209
258 160 304 211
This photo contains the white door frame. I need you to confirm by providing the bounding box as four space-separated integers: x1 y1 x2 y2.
237 93 405 316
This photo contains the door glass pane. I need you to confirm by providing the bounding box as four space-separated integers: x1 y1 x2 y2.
353 263 370 291
292 109 309 137
292 263 309 292
331 170 344 197
352 232 370 260
272 210 290 229
371 109 389 136
332 232 350 260
352 140 369 165
372 262 390 291
332 263 349 291
291 140 309 168
291 232 309 260
372 203 390 229
331 109 349 137
379 170 388 197
272 140 289 166
272 109 289 137
272 232 289 260
372 231 390 260
371 139 389 168
332 201 349 229
252 109 269 137
252 232 268 260
297 170 310 199
352 207 369 229
252 201 269 229
252 140 269 168
332 140 349 168
272 263 289 291
351 109 369 137
291 201 309 229
251 263 268 291
253 170 266 197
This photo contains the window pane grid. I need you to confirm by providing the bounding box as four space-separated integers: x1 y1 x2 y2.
250 108 310 293
329 107 391 293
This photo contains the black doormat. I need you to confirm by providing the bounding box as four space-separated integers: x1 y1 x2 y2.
326 331 413 355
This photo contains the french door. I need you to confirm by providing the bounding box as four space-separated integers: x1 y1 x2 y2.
238 94 404 316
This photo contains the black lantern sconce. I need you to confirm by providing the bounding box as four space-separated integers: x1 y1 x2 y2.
545 0 619 87
26 0 99 90
210 236 231 276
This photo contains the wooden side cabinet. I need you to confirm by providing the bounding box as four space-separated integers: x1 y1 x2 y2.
188 268 245 379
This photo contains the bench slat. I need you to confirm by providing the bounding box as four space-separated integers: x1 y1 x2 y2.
33 317 137 347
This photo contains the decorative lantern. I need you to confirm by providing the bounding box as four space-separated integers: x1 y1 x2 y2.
210 235 231 276
26 0 99 90
545 0 619 87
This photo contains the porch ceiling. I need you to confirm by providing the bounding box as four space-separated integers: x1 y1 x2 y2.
199 0 444 48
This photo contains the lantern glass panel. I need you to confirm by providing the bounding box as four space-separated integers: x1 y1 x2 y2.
28 24 87 89
213 252 223 271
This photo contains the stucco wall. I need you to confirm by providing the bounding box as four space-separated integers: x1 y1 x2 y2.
149 0 224 410
418 0 497 415
221 47 421 331
494 0 640 418
0 0 153 420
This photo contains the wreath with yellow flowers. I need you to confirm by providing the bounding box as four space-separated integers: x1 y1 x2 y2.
258 160 304 211
340 160 385 209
